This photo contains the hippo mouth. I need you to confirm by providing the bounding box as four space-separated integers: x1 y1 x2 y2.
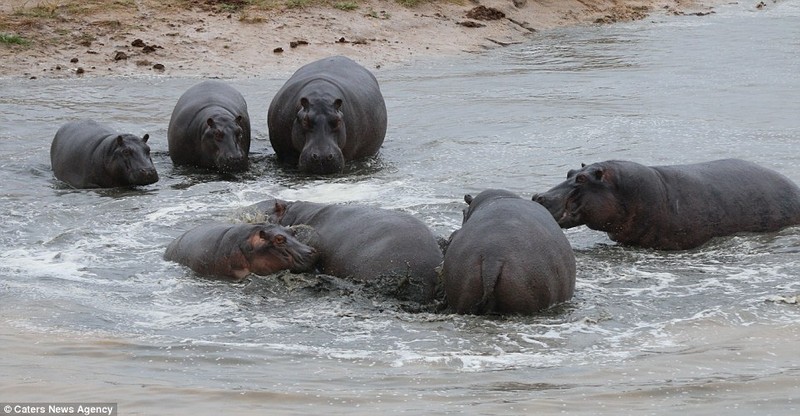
298 151 344 174
557 195 583 228
287 246 319 273
128 168 159 186
533 190 582 229
216 155 249 173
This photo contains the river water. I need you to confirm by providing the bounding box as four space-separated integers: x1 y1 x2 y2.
1 2 799 414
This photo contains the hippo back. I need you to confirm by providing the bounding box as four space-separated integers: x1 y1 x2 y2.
443 192 576 315
267 200 441 303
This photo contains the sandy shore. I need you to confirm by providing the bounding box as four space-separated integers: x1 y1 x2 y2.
0 0 722 78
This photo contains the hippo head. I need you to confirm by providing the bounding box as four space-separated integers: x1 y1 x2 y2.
292 96 346 174
256 198 291 225
242 224 319 275
532 162 626 231
201 115 249 172
107 134 159 186
461 189 521 224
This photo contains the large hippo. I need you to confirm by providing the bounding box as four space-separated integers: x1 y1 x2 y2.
168 80 251 172
532 159 800 250
241 198 442 303
442 189 576 315
50 119 158 188
164 223 318 281
267 56 387 174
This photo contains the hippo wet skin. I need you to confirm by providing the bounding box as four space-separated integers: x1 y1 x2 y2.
50 119 158 188
168 80 251 172
244 198 442 303
164 223 318 281
267 55 387 174
442 189 576 315
532 159 800 250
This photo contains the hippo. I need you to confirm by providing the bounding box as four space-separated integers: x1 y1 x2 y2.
532 159 800 250
168 80 251 172
267 55 387 174
50 119 158 189
442 189 576 315
164 223 318 281
241 198 442 303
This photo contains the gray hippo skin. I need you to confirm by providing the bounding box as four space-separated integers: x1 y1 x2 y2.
164 223 318 281
267 56 387 174
50 119 158 188
532 159 800 250
245 199 442 303
442 189 576 315
168 80 251 172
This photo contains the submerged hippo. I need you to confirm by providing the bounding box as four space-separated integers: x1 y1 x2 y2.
164 223 318 281
442 189 576 315
168 80 251 172
267 56 387 174
242 198 442 303
532 159 800 250
50 119 158 188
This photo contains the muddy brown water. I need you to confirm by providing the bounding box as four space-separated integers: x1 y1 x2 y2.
1 2 799 414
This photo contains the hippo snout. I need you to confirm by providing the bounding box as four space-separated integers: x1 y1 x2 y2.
216 155 249 173
531 193 553 209
299 151 344 174
130 168 159 185
290 245 319 273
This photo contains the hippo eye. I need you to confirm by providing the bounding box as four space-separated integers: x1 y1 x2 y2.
273 234 286 245
329 119 341 130
575 173 588 184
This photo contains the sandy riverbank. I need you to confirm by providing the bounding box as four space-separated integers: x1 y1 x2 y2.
0 0 726 78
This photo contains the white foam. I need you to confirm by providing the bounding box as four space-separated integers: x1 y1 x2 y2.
0 248 96 282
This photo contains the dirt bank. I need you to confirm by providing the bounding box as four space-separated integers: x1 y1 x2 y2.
0 0 722 78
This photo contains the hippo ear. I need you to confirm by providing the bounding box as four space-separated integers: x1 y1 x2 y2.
246 230 268 252
115 135 124 146
300 97 310 111
142 134 149 143
273 201 287 220
235 115 243 125
333 99 343 112
464 194 474 205
581 163 586 168
257 230 270 246
206 118 216 128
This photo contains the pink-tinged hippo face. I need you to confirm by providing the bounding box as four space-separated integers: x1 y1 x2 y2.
241 225 318 277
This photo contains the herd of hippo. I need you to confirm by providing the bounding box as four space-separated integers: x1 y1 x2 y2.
49 55 800 315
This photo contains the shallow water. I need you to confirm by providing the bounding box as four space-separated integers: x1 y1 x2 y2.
1 2 799 414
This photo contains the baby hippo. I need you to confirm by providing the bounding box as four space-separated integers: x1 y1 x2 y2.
442 189 576 315
50 119 158 188
164 223 318 281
